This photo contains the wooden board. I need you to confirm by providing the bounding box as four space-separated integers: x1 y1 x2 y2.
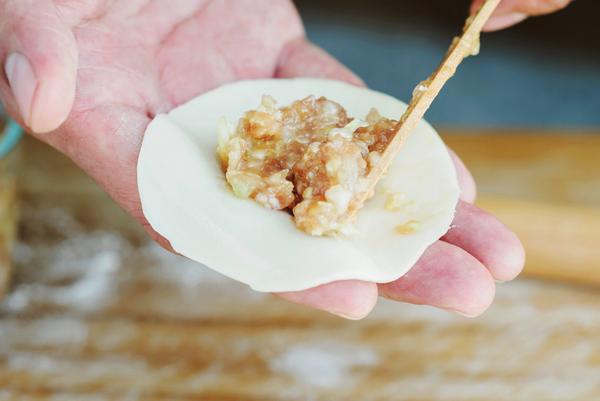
0 135 599 400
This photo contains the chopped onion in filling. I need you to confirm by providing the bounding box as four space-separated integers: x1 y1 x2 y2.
218 95 399 236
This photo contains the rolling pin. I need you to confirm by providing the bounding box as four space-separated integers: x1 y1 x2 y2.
477 196 600 286
0 154 18 298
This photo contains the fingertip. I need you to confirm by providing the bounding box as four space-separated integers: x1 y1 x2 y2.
469 202 526 282
4 53 38 129
469 0 484 15
444 201 525 282
4 4 79 133
29 74 77 133
451 272 495 318
379 241 496 317
28 45 78 133
484 224 526 282
440 257 496 318
483 13 528 31
471 0 540 32
277 280 378 320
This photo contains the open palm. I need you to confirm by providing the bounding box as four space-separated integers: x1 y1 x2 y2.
1 0 524 319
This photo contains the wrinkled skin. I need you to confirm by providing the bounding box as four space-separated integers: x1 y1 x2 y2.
0 0 568 319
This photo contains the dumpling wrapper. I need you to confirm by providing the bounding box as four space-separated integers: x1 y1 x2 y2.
138 79 459 292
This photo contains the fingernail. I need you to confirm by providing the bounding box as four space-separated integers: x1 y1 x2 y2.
330 310 369 320
442 306 481 318
4 52 38 127
484 12 528 31
446 308 479 318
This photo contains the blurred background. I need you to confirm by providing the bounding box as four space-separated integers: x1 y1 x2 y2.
297 0 600 127
0 1 599 400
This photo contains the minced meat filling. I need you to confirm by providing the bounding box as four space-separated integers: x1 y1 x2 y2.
218 95 398 236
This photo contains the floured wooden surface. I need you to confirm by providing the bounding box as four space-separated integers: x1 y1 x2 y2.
0 137 599 401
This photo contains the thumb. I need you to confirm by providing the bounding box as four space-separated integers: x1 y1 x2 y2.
1 0 78 133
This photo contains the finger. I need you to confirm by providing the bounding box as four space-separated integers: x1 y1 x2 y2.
481 0 573 16
379 241 496 317
471 0 573 31
0 0 78 133
276 280 379 320
448 148 477 203
276 38 365 87
443 201 525 282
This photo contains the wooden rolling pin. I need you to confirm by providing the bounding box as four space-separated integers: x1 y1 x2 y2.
0 150 19 297
478 196 600 286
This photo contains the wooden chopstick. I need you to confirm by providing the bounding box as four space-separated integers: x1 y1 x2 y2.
347 0 501 216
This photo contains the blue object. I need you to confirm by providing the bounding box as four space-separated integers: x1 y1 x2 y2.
0 107 22 159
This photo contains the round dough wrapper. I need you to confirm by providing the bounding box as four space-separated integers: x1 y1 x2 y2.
138 79 459 292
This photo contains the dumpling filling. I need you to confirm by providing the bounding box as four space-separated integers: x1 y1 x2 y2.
218 95 398 236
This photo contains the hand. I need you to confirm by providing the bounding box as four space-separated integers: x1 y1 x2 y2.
0 0 523 319
472 0 574 31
